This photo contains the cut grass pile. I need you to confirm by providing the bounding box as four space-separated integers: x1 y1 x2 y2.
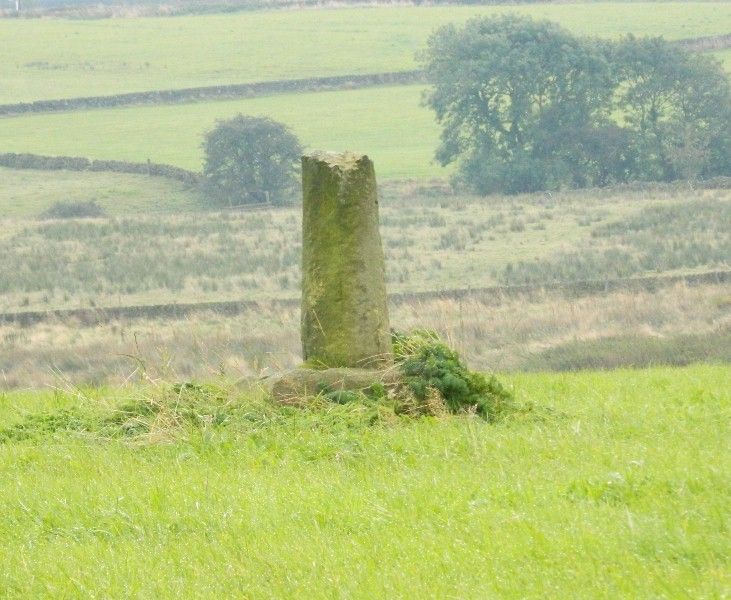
0 365 728 597
2 3 729 103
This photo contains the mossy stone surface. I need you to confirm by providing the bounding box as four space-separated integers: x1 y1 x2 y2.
301 151 392 368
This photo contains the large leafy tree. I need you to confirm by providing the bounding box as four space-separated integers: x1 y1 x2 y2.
421 16 731 194
420 15 615 194
612 36 731 181
202 115 302 206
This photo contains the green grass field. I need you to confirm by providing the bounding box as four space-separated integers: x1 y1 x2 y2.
4 55 730 179
2 2 728 180
0 365 728 597
0 86 442 179
2 2 729 103
0 167 202 217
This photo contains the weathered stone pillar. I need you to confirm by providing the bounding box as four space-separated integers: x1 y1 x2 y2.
301 151 392 368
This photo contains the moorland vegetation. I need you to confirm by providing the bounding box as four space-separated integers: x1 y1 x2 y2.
1 181 728 388
1 184 727 312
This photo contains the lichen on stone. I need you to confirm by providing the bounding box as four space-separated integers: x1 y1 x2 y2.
300 151 392 369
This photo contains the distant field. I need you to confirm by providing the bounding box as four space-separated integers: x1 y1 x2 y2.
1 366 729 597
0 86 442 179
0 168 202 217
2 3 729 103
3 3 728 180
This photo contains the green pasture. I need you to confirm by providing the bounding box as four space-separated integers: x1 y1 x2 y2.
2 2 729 103
0 365 728 597
0 168 202 217
0 85 442 179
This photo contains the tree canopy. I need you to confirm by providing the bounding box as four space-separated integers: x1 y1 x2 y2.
612 35 731 182
202 115 302 206
420 16 731 194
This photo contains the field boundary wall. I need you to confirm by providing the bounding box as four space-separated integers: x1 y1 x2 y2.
5 1 579 20
1 270 728 327
0 153 200 184
674 32 731 52
0 71 426 117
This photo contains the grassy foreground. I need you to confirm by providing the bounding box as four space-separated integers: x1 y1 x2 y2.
1 365 729 597
3 2 729 103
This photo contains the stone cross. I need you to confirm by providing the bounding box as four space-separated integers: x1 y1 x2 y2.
300 151 392 368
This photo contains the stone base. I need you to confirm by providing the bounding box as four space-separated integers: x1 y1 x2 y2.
270 367 401 405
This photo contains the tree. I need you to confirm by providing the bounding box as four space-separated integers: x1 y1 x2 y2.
420 15 614 194
612 36 731 181
202 115 302 206
420 17 731 194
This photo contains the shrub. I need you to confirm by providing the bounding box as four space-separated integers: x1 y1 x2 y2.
39 200 106 219
202 115 302 206
521 330 731 371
